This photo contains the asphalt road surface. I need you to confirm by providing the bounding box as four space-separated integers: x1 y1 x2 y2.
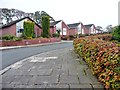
2 42 73 69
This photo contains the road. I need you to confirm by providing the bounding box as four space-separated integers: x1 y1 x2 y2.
2 42 73 69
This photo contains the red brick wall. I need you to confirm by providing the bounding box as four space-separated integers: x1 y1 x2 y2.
69 28 78 35
0 24 16 37
50 26 56 36
68 23 85 35
83 25 96 35
84 28 90 34
0 37 61 47
34 25 42 37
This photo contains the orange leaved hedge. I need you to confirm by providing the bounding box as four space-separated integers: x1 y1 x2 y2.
73 35 120 90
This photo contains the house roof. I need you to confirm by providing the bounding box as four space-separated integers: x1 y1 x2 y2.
96 29 103 31
67 23 80 29
50 20 61 26
0 17 42 29
84 24 94 29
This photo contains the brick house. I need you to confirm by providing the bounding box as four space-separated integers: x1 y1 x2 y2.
96 29 103 34
50 20 70 36
0 17 42 37
50 20 61 36
67 22 85 35
84 24 96 35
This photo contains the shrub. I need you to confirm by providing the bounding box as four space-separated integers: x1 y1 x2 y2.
61 35 69 40
52 33 60 38
69 35 75 40
112 25 120 42
73 35 120 90
41 16 50 38
32 33 36 38
23 20 34 38
2 35 22 41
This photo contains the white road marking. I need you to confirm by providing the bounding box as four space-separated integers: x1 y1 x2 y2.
29 57 58 63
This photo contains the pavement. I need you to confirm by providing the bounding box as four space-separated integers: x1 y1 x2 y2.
0 47 104 89
0 40 73 51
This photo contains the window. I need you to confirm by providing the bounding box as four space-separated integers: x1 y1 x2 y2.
19 29 24 33
78 27 81 34
17 29 24 33
63 28 66 35
63 28 66 32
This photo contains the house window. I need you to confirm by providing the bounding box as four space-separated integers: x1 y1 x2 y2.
20 29 24 33
17 29 24 33
82 28 84 34
78 27 81 34
63 28 66 35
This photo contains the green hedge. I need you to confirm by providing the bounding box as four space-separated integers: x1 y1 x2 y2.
52 33 60 38
112 25 120 42
23 21 34 39
41 16 50 38
2 35 22 41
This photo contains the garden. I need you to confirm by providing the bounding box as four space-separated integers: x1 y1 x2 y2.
0 16 61 47
73 26 120 90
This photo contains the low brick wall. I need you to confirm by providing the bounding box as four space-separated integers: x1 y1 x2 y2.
0 37 61 47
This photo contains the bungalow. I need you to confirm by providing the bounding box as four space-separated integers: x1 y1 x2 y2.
67 22 84 35
0 17 42 37
50 20 70 36
96 29 103 34
50 20 61 36
84 24 96 35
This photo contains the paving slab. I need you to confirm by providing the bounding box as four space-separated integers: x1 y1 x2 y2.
59 75 79 84
70 84 92 90
1 47 104 89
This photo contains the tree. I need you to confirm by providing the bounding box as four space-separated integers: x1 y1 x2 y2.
112 25 120 41
41 11 55 22
41 16 50 38
34 11 41 24
106 25 113 33
2 8 12 23
34 11 55 25
96 26 103 30
23 21 34 38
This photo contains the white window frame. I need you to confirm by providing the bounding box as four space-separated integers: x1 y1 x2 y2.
63 28 67 35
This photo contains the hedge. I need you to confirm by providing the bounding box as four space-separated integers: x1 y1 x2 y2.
73 35 120 90
23 21 34 38
41 16 50 38
2 34 22 41
112 25 120 42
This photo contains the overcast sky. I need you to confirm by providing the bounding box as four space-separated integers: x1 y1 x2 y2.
0 0 119 28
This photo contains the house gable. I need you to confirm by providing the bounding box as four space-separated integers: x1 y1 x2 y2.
62 21 70 35
84 24 96 34
78 24 82 34
67 22 85 35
